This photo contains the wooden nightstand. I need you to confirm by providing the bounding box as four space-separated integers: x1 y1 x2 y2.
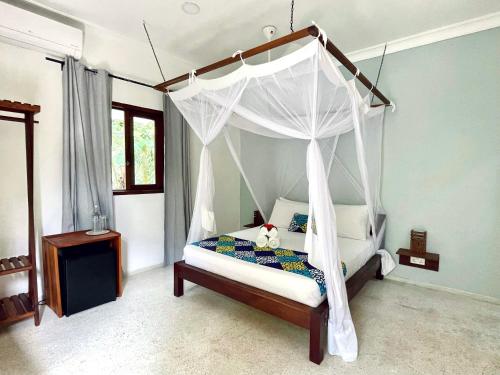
243 210 264 228
42 230 123 317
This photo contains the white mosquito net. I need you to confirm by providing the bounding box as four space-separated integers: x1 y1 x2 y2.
168 33 393 362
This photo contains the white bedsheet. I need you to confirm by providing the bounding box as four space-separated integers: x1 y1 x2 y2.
183 227 374 307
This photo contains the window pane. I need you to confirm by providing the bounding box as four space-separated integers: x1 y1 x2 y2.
133 116 156 185
112 109 126 190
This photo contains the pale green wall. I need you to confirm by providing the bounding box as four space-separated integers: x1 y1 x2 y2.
239 27 500 298
363 28 500 298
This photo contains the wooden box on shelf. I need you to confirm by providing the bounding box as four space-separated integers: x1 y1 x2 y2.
42 230 123 318
396 230 439 272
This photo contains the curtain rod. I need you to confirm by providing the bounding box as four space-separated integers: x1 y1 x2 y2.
154 25 391 106
45 57 154 89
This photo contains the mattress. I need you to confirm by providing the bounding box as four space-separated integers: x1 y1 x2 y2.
184 227 374 307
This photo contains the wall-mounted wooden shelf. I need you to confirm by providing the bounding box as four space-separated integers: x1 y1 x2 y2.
396 248 440 272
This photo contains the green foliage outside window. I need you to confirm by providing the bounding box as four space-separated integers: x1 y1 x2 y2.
111 110 157 190
133 117 156 185
112 110 125 190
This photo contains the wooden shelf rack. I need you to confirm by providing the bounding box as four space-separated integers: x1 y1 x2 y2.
0 293 35 325
0 100 41 326
0 256 32 276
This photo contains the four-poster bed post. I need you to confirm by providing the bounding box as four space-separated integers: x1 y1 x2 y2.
0 100 40 326
154 25 390 107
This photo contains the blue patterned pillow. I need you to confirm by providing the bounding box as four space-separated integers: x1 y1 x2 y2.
288 213 308 233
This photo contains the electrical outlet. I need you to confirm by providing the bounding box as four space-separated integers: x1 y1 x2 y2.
410 256 425 266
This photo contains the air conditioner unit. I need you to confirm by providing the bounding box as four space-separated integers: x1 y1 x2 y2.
0 2 83 58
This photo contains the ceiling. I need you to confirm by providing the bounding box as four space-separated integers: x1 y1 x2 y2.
25 0 500 72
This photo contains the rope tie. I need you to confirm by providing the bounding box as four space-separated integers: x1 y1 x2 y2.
355 68 361 78
232 50 246 65
390 101 396 113
188 69 197 84
311 21 328 47
371 42 388 105
369 84 374 93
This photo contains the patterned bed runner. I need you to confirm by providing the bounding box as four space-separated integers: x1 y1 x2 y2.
192 235 347 296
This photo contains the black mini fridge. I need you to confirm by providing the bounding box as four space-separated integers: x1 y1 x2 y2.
58 242 117 316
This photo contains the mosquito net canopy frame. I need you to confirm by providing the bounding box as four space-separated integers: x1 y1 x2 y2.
166 26 394 362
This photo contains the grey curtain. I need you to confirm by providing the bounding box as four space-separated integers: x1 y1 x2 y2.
62 56 114 232
164 95 192 265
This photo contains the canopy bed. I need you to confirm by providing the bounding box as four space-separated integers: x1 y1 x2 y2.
156 24 396 364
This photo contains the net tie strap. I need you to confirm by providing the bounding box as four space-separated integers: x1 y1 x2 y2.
390 101 396 113
188 69 197 84
232 50 246 65
312 21 328 47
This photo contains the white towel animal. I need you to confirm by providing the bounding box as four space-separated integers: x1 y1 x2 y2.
268 227 278 239
256 224 280 248
268 237 280 249
259 226 268 237
256 235 268 248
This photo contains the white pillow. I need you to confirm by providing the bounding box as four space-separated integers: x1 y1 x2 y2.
269 198 309 228
334 204 369 240
272 198 369 240
279 197 310 211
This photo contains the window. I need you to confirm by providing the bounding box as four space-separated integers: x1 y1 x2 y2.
111 102 164 194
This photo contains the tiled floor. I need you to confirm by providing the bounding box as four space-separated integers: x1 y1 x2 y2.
1 266 499 374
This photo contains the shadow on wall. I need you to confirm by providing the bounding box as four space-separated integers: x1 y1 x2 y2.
120 237 129 277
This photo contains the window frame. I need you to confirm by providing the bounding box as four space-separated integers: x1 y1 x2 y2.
112 101 164 195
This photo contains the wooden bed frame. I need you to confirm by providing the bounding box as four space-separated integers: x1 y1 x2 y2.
173 215 385 365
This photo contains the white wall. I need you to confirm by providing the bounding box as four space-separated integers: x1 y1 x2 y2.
0 22 194 297
0 40 64 297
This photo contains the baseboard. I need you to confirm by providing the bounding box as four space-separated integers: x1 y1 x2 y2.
386 275 500 305
124 263 165 278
